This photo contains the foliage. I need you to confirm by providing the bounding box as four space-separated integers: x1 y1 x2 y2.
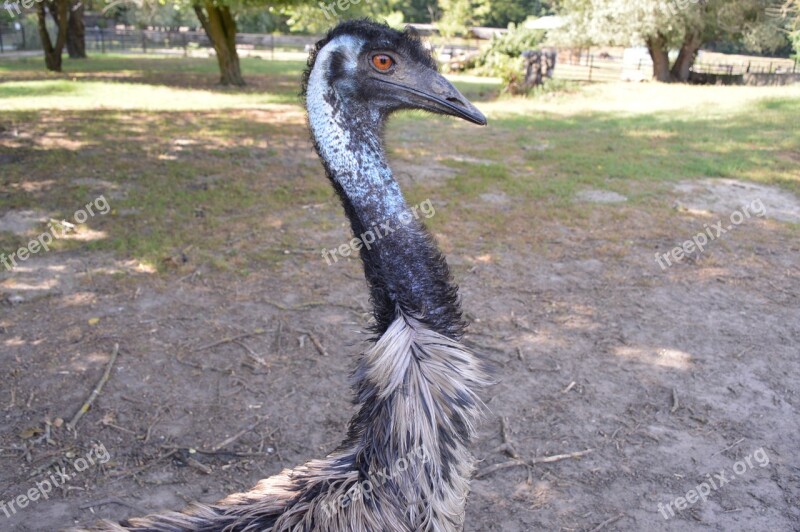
279 0 405 34
437 0 488 37
278 0 553 30
783 0 800 56
481 23 545 59
391 0 438 23
107 1 199 30
550 0 790 53
549 0 792 81
479 0 553 28
473 23 545 89
236 8 289 33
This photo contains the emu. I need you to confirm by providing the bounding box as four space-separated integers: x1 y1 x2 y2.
86 19 489 532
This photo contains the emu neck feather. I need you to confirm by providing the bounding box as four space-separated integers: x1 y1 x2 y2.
306 36 406 224
307 37 464 338
81 24 488 532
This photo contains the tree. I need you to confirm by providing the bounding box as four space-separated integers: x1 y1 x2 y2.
480 0 552 28
109 0 310 86
552 0 789 82
387 0 438 23
281 0 404 35
192 0 326 86
37 0 70 71
107 0 199 30
782 0 799 22
193 0 244 85
67 0 87 58
782 0 799 55
437 0 488 37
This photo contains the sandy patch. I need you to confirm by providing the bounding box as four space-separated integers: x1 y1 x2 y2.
674 178 800 223
575 189 628 204
0 209 48 236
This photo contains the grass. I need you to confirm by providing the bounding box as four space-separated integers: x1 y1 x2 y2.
0 53 305 77
0 79 301 109
1 53 798 271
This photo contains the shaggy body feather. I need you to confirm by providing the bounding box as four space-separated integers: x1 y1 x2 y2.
89 318 486 532
81 20 487 532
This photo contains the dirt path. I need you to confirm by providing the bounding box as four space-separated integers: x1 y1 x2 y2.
1 177 799 532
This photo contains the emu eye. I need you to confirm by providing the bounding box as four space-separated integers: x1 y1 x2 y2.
372 54 394 72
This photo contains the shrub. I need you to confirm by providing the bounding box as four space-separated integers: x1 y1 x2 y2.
472 24 545 92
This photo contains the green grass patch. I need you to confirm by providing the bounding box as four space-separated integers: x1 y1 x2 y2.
1 55 799 272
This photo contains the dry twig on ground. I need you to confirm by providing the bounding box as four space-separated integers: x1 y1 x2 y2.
67 343 120 432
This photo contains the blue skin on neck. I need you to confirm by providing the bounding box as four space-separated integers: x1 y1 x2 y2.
307 35 465 339
306 39 407 224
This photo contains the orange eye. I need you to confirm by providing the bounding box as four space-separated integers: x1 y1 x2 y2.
372 54 394 71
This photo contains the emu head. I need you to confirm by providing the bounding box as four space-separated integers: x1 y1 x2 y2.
303 20 487 126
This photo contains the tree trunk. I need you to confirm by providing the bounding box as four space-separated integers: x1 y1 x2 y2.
194 1 244 86
670 32 703 83
66 0 87 59
646 34 672 83
37 0 69 72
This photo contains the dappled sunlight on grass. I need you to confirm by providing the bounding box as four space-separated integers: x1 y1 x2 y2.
11 180 58 193
476 90 800 201
0 80 296 111
483 82 800 119
0 53 305 77
0 81 81 98
37 130 91 150
60 226 108 241
448 73 503 103
0 277 60 292
1 54 798 271
0 54 309 111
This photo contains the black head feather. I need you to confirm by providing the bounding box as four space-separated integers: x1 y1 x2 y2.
301 19 437 100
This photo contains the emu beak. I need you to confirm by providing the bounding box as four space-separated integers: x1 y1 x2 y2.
379 69 487 126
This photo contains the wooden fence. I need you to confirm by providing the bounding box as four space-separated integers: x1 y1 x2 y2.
551 49 800 83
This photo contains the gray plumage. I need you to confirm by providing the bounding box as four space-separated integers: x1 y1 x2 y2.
86 316 487 532
78 19 489 532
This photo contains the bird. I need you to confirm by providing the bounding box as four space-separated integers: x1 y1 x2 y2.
85 19 489 532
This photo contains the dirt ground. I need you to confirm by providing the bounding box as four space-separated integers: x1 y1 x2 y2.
2 158 800 531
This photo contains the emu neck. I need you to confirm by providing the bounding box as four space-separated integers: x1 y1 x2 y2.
308 62 464 339
302 38 486 527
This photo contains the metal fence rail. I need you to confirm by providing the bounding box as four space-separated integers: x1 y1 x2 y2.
84 28 314 55
0 26 314 55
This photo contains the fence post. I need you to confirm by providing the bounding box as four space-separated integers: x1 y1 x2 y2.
588 54 594 81
100 28 105 53
271 33 275 60
183 32 187 57
20 23 25 50
0 26 4 54
142 30 146 53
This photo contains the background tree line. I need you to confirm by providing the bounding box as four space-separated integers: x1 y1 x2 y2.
2 0 797 85
551 0 799 82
